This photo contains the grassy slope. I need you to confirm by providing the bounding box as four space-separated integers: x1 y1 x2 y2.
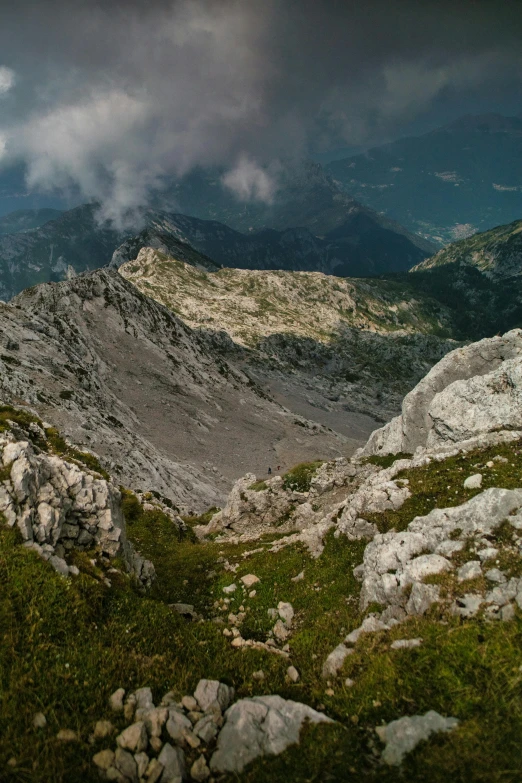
2 434 522 781
413 218 522 275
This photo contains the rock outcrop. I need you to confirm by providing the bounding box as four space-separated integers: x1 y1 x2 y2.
361 329 522 456
0 427 154 586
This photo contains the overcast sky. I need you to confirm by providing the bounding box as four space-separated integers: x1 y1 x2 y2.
0 0 520 221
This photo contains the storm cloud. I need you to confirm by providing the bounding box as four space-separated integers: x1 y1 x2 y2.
0 0 520 222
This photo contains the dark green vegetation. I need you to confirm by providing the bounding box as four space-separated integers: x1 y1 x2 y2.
326 114 522 246
282 461 324 493
388 263 522 340
415 217 522 279
2 436 522 781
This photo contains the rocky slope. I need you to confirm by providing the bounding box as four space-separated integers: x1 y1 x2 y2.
0 269 347 511
327 113 522 246
411 217 522 279
0 204 125 300
361 329 522 456
4 329 522 782
120 248 457 427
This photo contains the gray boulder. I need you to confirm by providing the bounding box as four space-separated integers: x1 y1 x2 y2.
210 695 333 773
361 329 522 455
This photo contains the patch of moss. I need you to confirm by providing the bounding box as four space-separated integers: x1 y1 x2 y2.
0 404 41 433
282 461 324 493
248 480 268 492
181 506 221 527
365 452 413 469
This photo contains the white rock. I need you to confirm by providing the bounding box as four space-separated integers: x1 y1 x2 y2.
223 583 237 594
464 474 482 489
109 688 126 712
453 594 483 618
158 743 186 783
322 644 353 678
390 638 423 650
210 695 333 773
277 601 294 626
457 561 482 582
240 574 260 587
194 680 234 712
376 711 459 765
33 712 47 728
116 721 148 753
287 666 300 682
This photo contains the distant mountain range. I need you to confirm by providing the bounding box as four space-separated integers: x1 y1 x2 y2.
0 204 124 299
397 216 522 340
326 113 522 246
112 209 432 279
0 161 435 299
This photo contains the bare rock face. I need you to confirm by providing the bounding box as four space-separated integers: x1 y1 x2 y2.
362 329 522 456
0 432 154 586
209 695 333 774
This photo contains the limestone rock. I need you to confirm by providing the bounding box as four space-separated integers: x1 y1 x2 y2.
194 680 234 712
464 474 482 489
0 435 155 588
157 743 186 783
190 755 210 782
361 330 522 456
376 711 459 765
116 721 148 754
210 695 333 774
93 749 115 771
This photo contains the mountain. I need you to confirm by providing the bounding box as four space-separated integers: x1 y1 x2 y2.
121 247 456 426
0 208 63 234
0 268 348 511
411 217 522 279
326 113 522 246
3 322 522 781
0 204 125 300
166 159 434 249
113 209 432 278
0 198 433 300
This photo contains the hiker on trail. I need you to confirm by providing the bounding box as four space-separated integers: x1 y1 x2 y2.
277 465 281 471
268 467 272 475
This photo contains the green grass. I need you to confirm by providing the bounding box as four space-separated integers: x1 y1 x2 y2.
4 440 522 781
248 480 268 492
365 452 413 469
365 438 522 534
282 461 324 493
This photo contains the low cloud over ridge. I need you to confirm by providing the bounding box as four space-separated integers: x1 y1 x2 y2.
0 0 521 223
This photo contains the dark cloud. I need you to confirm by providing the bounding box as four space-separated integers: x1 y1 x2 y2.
0 0 520 222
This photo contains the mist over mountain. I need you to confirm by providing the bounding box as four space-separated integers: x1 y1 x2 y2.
326 114 522 246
